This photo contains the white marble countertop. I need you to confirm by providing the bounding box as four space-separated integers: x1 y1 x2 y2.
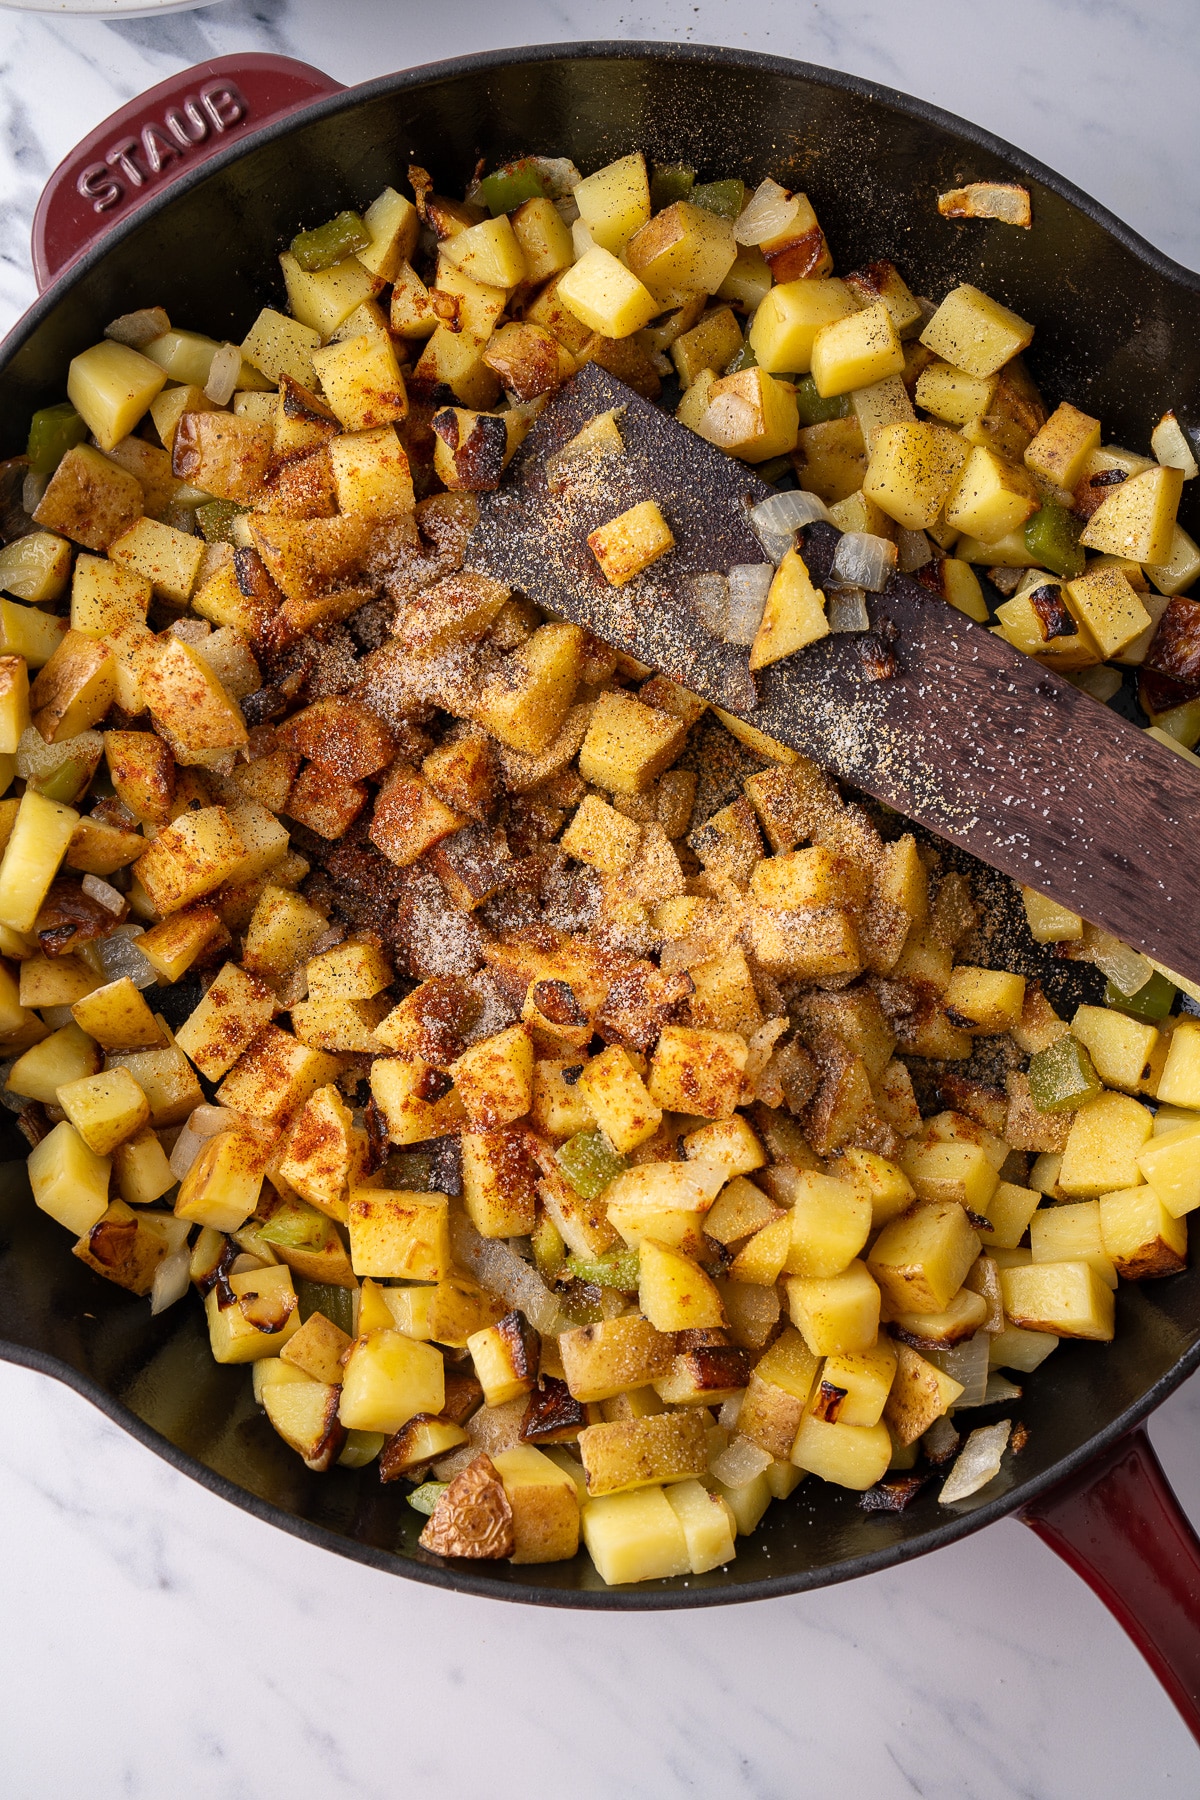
1 3 1199 1794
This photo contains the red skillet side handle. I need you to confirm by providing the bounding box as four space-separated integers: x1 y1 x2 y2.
1023 1425 1200 1742
32 53 346 292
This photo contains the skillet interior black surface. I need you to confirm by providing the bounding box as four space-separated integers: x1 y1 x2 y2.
0 42 1198 1605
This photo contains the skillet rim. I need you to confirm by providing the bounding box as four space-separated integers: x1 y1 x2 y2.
2 37 1198 1607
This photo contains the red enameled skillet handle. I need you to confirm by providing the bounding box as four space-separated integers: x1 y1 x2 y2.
1023 1425 1200 1742
31 53 345 292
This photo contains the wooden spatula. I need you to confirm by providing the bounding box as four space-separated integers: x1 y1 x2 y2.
469 363 1200 988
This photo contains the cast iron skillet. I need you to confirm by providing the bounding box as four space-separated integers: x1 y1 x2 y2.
2 38 1199 1734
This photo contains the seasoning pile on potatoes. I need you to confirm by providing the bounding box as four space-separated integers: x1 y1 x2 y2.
4 148 1199 1586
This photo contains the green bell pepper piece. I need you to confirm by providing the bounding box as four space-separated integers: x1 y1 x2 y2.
555 1128 628 1200
651 163 696 210
531 1212 566 1284
692 178 746 220
794 374 851 426
725 343 758 375
196 499 248 545
478 159 554 215
26 402 87 477
564 1249 641 1292
295 1279 356 1335
407 1481 449 1516
258 1199 335 1253
1105 970 1177 1021
1024 503 1085 580
1027 1035 1103 1112
290 210 371 272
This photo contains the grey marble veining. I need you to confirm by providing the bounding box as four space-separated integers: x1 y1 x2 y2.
1 3 1199 1795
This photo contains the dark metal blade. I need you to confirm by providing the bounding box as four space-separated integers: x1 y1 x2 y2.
469 363 1200 987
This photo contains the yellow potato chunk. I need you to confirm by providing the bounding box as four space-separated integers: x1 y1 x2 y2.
205 1264 301 1364
625 202 737 303
577 1045 661 1152
694 367 799 462
863 420 969 530
1136 1128 1200 1219
587 500 675 587
55 1065 149 1156
647 1025 747 1119
1099 1185 1188 1277
338 1328 445 1434
492 1445 582 1565
747 277 857 374
1063 566 1152 660
71 977 163 1051
785 1258 881 1355
748 546 829 671
1057 1091 1153 1197
439 215 527 288
346 1188 450 1280
1021 886 1083 944
174 1129 265 1232
1079 465 1183 565
637 1236 726 1331
67 340 167 452
572 153 651 254
28 1118 111 1236
1070 1005 1159 1093
1000 1260 1115 1340
790 1414 891 1490
919 283 1034 378
1156 1020 1200 1108
867 1199 980 1312
944 446 1040 543
1031 1198 1116 1288
0 788 78 931
1024 402 1102 489
942 965 1026 1033
556 246 658 338
582 1486 690 1584
578 689 687 793
782 1171 872 1278
810 301 904 398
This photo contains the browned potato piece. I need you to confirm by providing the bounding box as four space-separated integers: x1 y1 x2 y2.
171 411 273 503
33 446 143 551
419 1451 515 1558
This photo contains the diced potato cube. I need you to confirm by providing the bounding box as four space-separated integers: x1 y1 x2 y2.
280 250 379 338
1136 1128 1200 1219
626 202 736 304
1021 886 1083 945
883 1342 964 1445
914 360 998 427
785 1259 881 1355
108 517 205 606
1058 1092 1153 1197
107 1044 202 1127
69 977 161 1051
29 631 115 743
33 445 144 554
204 1262 301 1364
695 366 799 462
582 1486 690 1584
663 1478 736 1573
173 961 277 1081
136 906 223 984
863 420 969 530
867 1199 980 1312
782 1172 872 1279
1063 566 1152 659
790 1413 891 1489
439 214 527 288
1149 1018 1200 1108
55 1065 148 1156
577 1045 661 1152
587 500 675 587
216 1025 340 1128
0 788 76 932
578 689 687 793
1024 402 1102 489
1000 1260 1115 1340
748 545 829 672
671 306 743 388
818 1341 897 1428
491 1445 582 1564
919 284 1034 378
71 555 150 640
310 332 407 431
338 1328 445 1434
369 1054 465 1146
135 806 246 914
467 1313 540 1409
175 1128 265 1231
941 966 1026 1035
346 1187 450 1280
637 1236 725 1332
810 301 904 399
279 1310 354 1387
557 246 658 338
28 1118 110 1235
944 446 1040 543
572 153 651 254
111 1126 173 1207
977 1179 1042 1250
1079 465 1183 565
647 1025 746 1119
510 197 574 283
450 1024 533 1130
560 793 641 874
579 1408 708 1497
1099 1184 1188 1277
1070 1005 1159 1093
67 340 167 451
748 278 857 373
1031 1197 1116 1288
558 1314 675 1404
328 426 414 519
473 621 584 756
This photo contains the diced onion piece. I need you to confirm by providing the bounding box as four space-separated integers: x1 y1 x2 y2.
450 1212 571 1336
734 178 800 246
897 527 933 572
95 926 156 991
204 342 242 406
189 1104 239 1139
826 586 870 633
168 1124 205 1182
22 472 48 514
749 490 830 563
536 155 583 198
1079 924 1152 998
105 306 170 348
688 572 730 636
1150 410 1199 479
922 1414 961 1465
956 1373 1023 1410
709 1435 773 1488
150 1247 191 1316
17 726 103 783
939 1420 1012 1505
832 531 898 592
171 617 211 643
926 1330 991 1408
725 563 773 645
81 874 124 915
718 1392 745 1432
229 1252 269 1278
